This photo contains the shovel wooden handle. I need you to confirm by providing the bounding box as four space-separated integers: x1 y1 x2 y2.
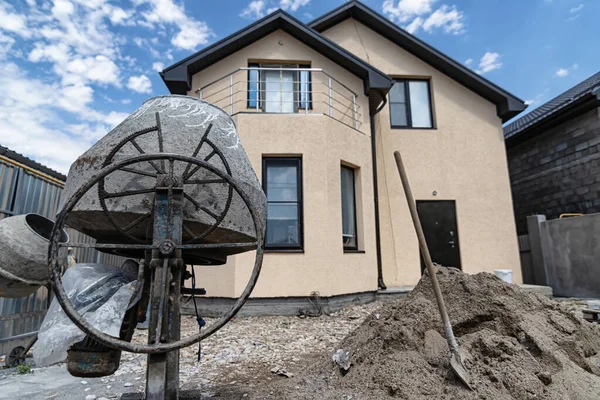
393 150 460 354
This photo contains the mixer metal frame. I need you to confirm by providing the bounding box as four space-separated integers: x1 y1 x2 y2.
48 153 265 399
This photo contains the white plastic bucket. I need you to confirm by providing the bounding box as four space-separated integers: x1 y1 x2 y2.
494 269 513 284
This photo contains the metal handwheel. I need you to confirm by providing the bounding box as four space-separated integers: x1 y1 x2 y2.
97 118 234 247
47 153 264 354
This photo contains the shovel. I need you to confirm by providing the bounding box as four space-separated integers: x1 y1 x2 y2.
393 150 473 390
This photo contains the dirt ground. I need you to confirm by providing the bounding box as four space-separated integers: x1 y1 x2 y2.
1 275 599 400
0 301 380 399
259 268 600 400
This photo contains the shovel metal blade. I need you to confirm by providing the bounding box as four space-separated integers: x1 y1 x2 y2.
450 351 473 390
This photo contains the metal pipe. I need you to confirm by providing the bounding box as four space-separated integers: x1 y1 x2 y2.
353 94 358 130
199 67 358 98
229 75 233 114
370 91 388 290
328 77 333 117
198 90 202 100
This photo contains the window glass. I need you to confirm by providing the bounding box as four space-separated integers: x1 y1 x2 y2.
389 81 406 103
341 166 357 250
389 79 433 128
299 70 311 109
263 158 302 249
266 164 298 201
409 81 432 128
264 70 295 113
248 67 259 108
266 203 299 246
390 103 408 127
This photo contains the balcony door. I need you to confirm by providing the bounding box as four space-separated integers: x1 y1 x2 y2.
263 67 295 113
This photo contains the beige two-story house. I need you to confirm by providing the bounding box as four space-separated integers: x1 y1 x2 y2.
160 1 526 304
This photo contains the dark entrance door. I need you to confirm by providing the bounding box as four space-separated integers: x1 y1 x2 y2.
416 200 461 272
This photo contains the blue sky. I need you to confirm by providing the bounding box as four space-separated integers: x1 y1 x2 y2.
0 0 597 173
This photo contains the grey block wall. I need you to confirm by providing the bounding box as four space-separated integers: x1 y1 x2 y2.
507 107 600 233
525 213 600 298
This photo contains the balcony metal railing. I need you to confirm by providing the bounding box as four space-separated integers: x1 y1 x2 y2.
196 67 362 131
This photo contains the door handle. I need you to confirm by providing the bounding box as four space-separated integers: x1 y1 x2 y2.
448 240 455 247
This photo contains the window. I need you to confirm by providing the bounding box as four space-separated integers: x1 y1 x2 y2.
262 157 303 250
247 64 312 112
389 80 433 128
341 165 358 250
248 66 260 108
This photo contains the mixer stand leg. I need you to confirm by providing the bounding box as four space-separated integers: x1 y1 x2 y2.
139 170 185 400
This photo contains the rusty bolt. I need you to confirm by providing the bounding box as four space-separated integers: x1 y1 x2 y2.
159 239 175 255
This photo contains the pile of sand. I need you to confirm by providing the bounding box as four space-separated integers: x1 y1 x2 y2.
268 267 600 399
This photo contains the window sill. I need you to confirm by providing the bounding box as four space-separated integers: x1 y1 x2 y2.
264 248 305 254
391 126 437 130
344 249 365 254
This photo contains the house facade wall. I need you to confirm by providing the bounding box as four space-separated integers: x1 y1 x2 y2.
507 107 600 234
186 18 523 298
187 29 377 297
321 19 522 286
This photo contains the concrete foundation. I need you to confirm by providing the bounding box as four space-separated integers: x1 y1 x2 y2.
182 283 553 317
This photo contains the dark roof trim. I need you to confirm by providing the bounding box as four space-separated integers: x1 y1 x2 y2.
504 71 600 140
161 10 392 103
505 89 600 148
309 1 527 123
0 145 67 182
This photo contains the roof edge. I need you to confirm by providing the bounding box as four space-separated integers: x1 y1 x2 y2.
0 145 67 182
309 1 527 122
505 92 600 146
161 9 392 100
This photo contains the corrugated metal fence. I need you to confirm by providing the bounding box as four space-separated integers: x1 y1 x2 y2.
0 158 125 357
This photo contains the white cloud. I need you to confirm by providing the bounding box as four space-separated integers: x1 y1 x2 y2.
405 17 424 33
555 68 569 77
572 63 578 70
383 0 436 23
524 88 550 107
570 4 584 13
240 0 309 20
465 58 473 65
240 0 266 19
475 52 502 74
279 0 310 12
152 62 165 72
64 55 121 86
0 0 183 173
422 5 464 34
127 75 153 93
0 32 15 58
135 0 214 50
383 0 465 35
0 1 31 38
567 3 584 21
0 62 126 172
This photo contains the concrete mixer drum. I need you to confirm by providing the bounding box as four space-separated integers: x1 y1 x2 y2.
47 96 267 400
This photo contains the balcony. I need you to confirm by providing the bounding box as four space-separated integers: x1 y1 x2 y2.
197 67 362 131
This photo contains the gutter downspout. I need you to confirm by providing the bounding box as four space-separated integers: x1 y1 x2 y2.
370 92 388 290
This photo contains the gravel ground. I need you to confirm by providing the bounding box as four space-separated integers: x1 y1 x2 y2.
1 297 596 399
0 301 381 399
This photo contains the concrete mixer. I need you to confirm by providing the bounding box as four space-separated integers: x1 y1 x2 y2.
0 214 68 298
45 95 267 399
